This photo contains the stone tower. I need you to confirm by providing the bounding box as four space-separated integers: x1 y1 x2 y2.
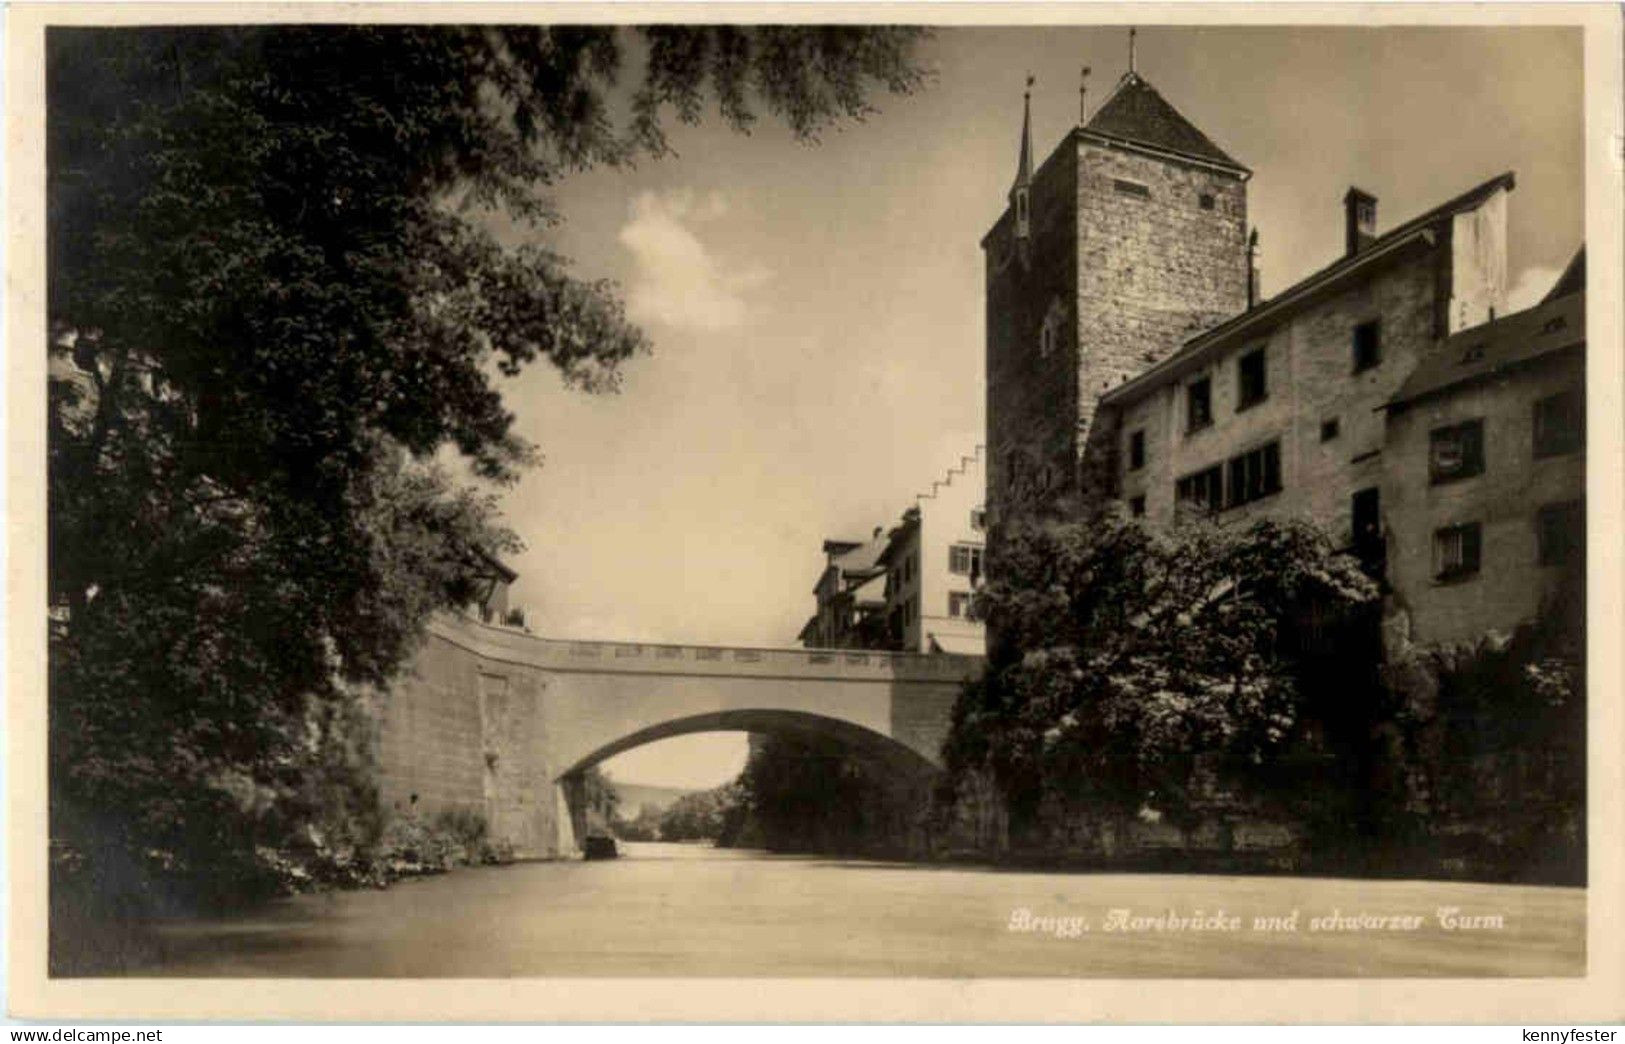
983 69 1251 527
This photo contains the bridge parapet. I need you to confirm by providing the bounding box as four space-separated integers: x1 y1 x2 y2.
429 613 982 683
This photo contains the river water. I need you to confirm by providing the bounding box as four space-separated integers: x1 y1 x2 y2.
123 842 1582 977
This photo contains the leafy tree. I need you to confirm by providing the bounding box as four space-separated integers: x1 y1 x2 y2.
732 732 930 854
942 510 1379 851
47 25 931 919
658 782 746 842
611 802 665 842
1381 564 1585 881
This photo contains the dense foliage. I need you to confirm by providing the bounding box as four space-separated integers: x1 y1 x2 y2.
655 782 750 843
731 733 929 853
47 25 931 931
1382 565 1586 881
940 511 1380 851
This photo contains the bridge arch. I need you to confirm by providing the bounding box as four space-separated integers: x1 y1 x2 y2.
558 708 943 781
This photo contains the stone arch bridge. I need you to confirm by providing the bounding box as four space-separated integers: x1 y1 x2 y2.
375 614 980 857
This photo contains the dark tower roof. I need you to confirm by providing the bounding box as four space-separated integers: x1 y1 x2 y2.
1082 71 1247 174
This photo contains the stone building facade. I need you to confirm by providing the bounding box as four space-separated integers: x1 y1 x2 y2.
1100 175 1514 553
799 531 890 649
800 449 987 656
984 72 1250 523
1382 277 1585 645
984 66 1577 650
879 447 987 655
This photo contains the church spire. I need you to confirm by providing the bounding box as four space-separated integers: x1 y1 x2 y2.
1012 74 1035 193
1010 75 1034 242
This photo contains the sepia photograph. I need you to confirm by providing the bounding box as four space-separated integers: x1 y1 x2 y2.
6 2 1623 1025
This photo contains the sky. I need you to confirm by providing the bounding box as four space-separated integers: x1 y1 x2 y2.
482 25 1585 789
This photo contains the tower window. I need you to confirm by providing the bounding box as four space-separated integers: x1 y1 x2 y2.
1433 522 1482 582
1353 320 1381 373
1129 495 1146 518
1113 178 1150 199
1320 417 1341 442
1039 298 1067 358
1533 388 1583 458
1186 378 1213 432
1237 347 1268 410
1199 193 1215 211
1429 419 1485 484
1128 429 1146 471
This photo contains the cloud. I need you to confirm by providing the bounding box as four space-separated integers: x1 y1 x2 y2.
617 190 770 331
1506 265 1561 314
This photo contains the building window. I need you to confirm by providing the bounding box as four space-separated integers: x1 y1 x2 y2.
1533 388 1583 458
1237 348 1267 410
1429 419 1485 485
1433 522 1482 582
1199 193 1215 211
1175 464 1224 516
948 544 984 578
1226 441 1282 509
1186 377 1213 432
1352 320 1381 373
948 591 973 619
1129 495 1146 518
1128 430 1146 471
1320 417 1341 442
970 508 986 531
1114 178 1150 199
1536 500 1584 567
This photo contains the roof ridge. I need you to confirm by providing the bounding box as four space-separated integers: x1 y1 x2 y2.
1190 171 1514 348
1099 170 1518 408
1085 70 1141 123
1082 70 1246 173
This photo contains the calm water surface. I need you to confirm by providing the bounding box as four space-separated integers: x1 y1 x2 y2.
125 842 1584 977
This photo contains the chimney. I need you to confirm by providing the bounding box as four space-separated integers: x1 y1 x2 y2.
1246 228 1261 309
1344 187 1377 255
